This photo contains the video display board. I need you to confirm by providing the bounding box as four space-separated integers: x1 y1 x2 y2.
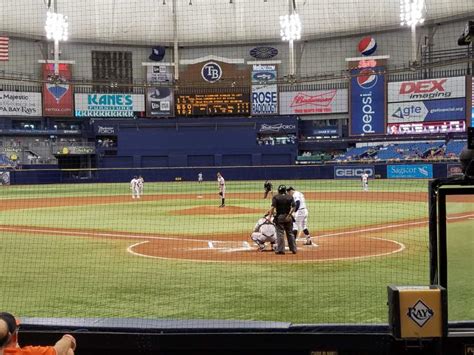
175 93 250 116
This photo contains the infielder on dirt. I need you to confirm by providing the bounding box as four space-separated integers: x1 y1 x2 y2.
130 176 140 199
217 172 225 207
361 172 369 191
287 186 315 246
251 214 277 252
263 180 273 199
138 175 144 196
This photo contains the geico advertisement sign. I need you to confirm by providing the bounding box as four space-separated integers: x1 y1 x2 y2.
388 77 465 102
334 166 375 179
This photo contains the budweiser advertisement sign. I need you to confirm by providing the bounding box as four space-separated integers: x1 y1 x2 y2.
280 89 348 115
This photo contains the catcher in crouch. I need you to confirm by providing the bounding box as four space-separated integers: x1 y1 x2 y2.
251 214 277 252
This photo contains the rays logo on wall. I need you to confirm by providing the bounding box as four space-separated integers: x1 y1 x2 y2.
42 64 74 117
358 36 377 56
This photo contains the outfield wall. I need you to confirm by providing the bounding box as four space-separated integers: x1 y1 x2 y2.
7 162 462 185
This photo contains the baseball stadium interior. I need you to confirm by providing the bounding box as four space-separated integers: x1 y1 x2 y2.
1 1 474 354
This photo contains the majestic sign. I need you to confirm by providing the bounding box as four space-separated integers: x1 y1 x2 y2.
387 98 466 123
334 166 375 179
0 91 42 116
280 89 348 115
146 87 174 117
387 164 433 179
388 77 466 102
42 63 73 117
75 94 145 118
251 64 278 115
350 67 386 135
175 93 250 116
387 120 466 135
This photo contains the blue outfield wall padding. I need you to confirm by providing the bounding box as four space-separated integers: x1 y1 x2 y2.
8 162 458 184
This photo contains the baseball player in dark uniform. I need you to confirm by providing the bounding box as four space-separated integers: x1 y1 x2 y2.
263 180 273 199
266 184 297 255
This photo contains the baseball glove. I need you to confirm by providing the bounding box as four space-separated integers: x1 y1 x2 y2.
218 192 223 196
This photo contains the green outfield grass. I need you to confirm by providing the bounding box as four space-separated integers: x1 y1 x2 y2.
0 179 472 324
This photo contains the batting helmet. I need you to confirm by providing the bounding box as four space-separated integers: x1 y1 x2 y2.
278 185 287 194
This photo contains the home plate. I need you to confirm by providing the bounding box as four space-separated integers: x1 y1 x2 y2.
197 195 203 199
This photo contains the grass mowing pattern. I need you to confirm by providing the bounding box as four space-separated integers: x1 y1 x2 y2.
0 179 472 325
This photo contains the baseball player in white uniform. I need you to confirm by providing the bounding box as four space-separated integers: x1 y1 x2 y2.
251 215 277 252
287 187 315 246
217 172 225 207
137 175 144 196
361 172 369 191
130 176 140 199
198 172 203 183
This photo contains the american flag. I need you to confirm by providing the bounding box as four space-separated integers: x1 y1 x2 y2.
0 36 9 61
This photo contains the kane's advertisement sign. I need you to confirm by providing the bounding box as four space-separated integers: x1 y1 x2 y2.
75 94 145 118
280 89 348 115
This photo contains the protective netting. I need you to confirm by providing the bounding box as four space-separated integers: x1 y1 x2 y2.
0 0 473 327
1 168 470 325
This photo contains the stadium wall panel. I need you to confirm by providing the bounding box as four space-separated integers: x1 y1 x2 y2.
7 162 458 184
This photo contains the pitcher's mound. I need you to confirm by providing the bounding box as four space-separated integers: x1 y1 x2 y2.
170 206 261 216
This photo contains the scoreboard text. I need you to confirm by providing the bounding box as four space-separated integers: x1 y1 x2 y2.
176 93 250 116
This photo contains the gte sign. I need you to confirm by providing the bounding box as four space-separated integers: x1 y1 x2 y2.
388 77 466 102
334 166 375 179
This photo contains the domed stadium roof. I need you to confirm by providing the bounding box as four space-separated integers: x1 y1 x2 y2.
1 0 473 45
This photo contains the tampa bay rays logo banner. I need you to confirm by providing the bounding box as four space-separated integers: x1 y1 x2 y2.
42 63 73 117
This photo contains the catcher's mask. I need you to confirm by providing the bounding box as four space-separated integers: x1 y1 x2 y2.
278 185 287 194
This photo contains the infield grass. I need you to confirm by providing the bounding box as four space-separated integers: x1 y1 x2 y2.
0 179 472 324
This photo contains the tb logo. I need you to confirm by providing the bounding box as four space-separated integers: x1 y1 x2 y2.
201 62 222 83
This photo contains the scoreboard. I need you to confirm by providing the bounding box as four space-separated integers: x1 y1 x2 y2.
176 93 250 116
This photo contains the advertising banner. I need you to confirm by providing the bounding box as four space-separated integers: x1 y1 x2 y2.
75 94 145 118
387 98 466 123
257 122 296 133
388 77 465 103
313 127 338 135
350 67 385 135
387 120 466 135
447 164 463 177
146 65 173 83
42 63 73 117
146 87 174 117
252 84 278 115
0 171 10 185
279 89 348 115
334 166 375 179
0 91 42 116
251 64 278 115
94 124 118 135
387 164 433 179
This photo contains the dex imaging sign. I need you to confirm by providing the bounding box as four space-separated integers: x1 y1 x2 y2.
350 67 385 135
387 164 433 179
388 77 465 102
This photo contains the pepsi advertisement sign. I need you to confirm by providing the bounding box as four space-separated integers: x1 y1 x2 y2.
350 67 385 135
387 164 433 179
334 166 375 179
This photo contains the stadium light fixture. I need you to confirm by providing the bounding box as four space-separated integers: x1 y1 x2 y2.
400 0 425 63
45 11 68 75
279 10 302 77
279 13 302 42
45 11 68 42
